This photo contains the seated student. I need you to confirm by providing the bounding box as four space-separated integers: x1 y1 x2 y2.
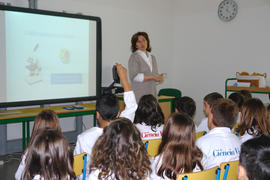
237 98 270 143
175 96 197 129
151 113 203 180
134 94 164 141
239 90 252 102
15 110 61 180
196 92 223 133
22 128 75 180
228 92 244 124
238 135 270 180
88 118 152 180
73 64 137 179
196 99 241 169
175 96 196 118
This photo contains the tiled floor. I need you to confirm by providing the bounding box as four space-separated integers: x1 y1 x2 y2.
0 153 21 180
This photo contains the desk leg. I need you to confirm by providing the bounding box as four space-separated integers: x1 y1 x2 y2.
93 113 96 127
27 121 30 145
22 122 26 150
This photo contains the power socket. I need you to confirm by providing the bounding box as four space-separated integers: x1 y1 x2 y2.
0 160 4 165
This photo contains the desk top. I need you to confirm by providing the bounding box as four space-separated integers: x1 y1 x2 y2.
227 86 270 93
0 103 96 123
117 95 174 100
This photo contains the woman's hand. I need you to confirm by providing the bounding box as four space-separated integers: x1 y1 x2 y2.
153 74 165 82
144 73 166 83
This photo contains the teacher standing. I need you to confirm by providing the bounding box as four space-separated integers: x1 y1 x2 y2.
128 32 165 102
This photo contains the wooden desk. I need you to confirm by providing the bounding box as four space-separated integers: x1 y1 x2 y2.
225 78 270 97
0 103 96 149
118 95 174 121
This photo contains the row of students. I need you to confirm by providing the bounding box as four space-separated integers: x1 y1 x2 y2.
15 63 270 180
15 110 270 180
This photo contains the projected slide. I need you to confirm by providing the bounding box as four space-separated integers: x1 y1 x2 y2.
0 10 97 103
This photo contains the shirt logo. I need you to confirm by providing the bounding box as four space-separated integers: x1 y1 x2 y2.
141 131 162 138
213 148 240 157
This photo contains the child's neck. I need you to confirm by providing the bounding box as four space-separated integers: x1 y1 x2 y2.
99 118 109 129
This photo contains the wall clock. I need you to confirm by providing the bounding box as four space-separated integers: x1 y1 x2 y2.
218 0 238 22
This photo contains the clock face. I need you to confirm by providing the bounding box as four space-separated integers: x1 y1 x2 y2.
218 0 238 22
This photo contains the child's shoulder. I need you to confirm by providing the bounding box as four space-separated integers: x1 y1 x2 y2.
79 127 103 139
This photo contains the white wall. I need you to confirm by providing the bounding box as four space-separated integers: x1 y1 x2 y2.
2 0 270 139
171 0 270 124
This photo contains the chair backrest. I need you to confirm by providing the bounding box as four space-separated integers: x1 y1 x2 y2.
234 123 240 136
158 88 182 98
158 88 182 112
220 160 239 180
195 131 207 141
143 139 162 157
177 166 220 180
73 152 87 179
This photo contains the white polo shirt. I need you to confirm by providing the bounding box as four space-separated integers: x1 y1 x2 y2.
196 117 209 133
74 91 137 156
196 127 241 170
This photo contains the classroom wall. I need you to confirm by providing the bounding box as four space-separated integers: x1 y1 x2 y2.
1 0 175 140
1 0 270 140
170 0 270 124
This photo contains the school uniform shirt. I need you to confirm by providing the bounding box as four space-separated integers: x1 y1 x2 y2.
239 129 258 144
196 117 209 133
135 123 164 141
73 91 137 179
32 174 71 180
15 152 27 180
150 155 201 180
74 91 137 155
196 127 241 170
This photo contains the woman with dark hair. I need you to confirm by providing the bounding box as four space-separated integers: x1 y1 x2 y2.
22 128 75 180
88 118 152 180
128 32 165 102
237 98 270 143
15 110 62 180
134 94 164 141
151 113 203 180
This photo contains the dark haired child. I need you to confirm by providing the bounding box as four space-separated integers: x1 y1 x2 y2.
74 64 137 179
22 128 75 180
196 92 223 133
237 98 270 143
239 89 252 102
134 94 164 141
196 99 241 169
15 110 61 180
238 135 270 180
88 118 152 180
151 113 203 180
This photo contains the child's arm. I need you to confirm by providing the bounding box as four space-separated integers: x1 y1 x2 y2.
116 63 131 92
116 63 137 122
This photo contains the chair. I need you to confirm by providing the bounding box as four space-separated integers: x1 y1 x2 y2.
177 166 221 180
73 153 87 180
195 131 207 141
143 139 162 157
158 88 182 112
220 160 239 180
234 123 240 136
